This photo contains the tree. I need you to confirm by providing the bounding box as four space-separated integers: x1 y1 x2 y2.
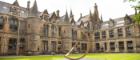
125 0 140 24
125 0 140 37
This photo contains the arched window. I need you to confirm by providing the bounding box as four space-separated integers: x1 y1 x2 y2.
72 29 77 40
0 16 4 29
81 32 86 40
9 16 18 32
45 25 49 37
51 25 56 37
59 27 61 36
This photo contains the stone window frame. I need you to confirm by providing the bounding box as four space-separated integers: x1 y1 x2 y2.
101 31 106 39
72 29 77 40
94 32 100 40
8 16 18 32
117 28 123 37
109 29 114 38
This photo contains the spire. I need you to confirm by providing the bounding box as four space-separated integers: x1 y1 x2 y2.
13 0 19 6
100 15 103 23
93 3 100 22
70 9 73 18
50 12 57 20
71 17 75 24
80 21 84 26
27 0 30 16
31 0 38 17
80 13 82 18
89 10 92 16
56 10 60 18
27 0 30 10
64 10 69 22
77 13 82 22
89 10 93 21
94 3 98 9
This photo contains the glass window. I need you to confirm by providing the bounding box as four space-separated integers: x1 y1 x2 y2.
109 30 114 38
59 27 61 36
0 16 3 29
102 31 106 39
94 32 100 40
117 28 123 37
9 16 18 32
126 27 131 37
45 25 49 37
72 29 77 40
51 25 56 37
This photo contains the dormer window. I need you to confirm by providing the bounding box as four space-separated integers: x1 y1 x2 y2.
109 19 115 27
0 16 4 29
10 6 20 15
124 15 133 25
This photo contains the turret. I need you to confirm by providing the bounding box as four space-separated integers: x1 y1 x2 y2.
64 10 69 22
30 0 38 17
93 3 100 22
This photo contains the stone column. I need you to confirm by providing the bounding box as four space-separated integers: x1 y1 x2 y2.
48 40 51 52
114 28 118 39
106 30 109 40
3 16 9 33
107 41 110 52
133 40 137 52
123 27 126 38
48 24 51 37
56 41 58 52
1 37 8 55
1 16 9 55
124 40 128 52
100 31 102 40
115 41 119 52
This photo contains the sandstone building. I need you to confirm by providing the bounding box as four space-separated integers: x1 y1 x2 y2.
0 0 140 55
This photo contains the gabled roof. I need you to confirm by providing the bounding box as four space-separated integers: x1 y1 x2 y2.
13 0 19 6
80 21 84 26
43 9 48 14
49 12 57 20
70 17 75 24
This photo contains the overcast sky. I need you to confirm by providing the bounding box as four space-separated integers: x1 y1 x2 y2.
0 0 135 21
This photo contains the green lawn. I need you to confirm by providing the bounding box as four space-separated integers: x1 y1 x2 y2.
0 53 140 60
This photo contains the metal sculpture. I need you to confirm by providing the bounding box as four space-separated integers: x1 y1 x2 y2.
64 31 90 60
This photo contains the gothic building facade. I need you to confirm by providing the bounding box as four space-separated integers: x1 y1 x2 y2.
0 0 140 55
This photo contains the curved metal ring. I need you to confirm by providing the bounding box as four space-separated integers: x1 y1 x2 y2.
64 31 90 60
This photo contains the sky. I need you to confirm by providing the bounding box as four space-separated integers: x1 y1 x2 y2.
0 0 136 21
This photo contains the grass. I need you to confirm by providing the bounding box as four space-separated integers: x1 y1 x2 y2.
0 53 140 60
